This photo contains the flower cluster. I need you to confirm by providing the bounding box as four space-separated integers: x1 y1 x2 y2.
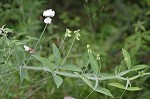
64 29 81 40
96 54 100 60
74 30 80 40
65 28 72 37
43 9 55 24
87 44 92 52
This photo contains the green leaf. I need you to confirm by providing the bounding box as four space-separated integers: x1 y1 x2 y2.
74 72 93 88
52 43 61 66
122 49 131 70
127 87 142 91
61 64 82 72
75 72 113 97
109 83 125 89
117 70 130 76
131 65 148 71
22 66 51 72
32 55 54 73
53 75 63 88
109 83 141 91
136 37 142 50
19 66 27 83
129 75 140 80
88 52 99 74
142 35 150 41
56 71 77 77
95 86 114 98
0 36 5 45
15 47 25 64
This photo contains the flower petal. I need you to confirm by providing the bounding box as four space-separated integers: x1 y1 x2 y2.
44 17 52 24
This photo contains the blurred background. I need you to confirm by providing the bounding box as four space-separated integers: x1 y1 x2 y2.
0 0 150 98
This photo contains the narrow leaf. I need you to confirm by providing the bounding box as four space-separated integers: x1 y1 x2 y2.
52 43 61 66
61 64 82 72
117 70 130 76
127 87 142 91
19 66 27 83
136 37 142 50
95 86 114 98
53 75 63 88
122 49 131 70
131 65 148 71
75 72 113 97
88 52 99 74
75 72 93 88
56 71 77 77
109 83 141 91
109 83 125 89
143 35 150 41
129 75 140 80
15 47 25 64
32 55 54 73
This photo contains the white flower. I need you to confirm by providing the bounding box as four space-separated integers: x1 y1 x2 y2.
96 54 100 60
74 30 81 40
44 17 52 24
87 45 90 48
87 44 92 52
24 45 30 51
43 9 55 17
65 28 72 37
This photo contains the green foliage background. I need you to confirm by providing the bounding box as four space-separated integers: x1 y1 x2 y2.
0 0 150 98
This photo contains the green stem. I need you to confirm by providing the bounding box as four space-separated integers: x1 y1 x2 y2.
49 36 66 63
21 66 131 81
56 37 76 71
33 24 48 51
25 24 48 65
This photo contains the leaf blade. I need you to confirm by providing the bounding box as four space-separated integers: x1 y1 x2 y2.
52 43 61 66
74 72 93 88
61 64 82 72
127 87 142 91
88 52 99 74
122 49 131 70
32 55 54 73
95 86 114 98
131 65 148 71
53 75 63 88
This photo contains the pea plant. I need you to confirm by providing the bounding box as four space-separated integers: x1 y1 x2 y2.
0 9 149 98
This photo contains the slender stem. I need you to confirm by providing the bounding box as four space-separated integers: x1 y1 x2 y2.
21 66 133 81
25 24 48 65
85 90 94 99
83 60 89 73
49 36 67 63
33 24 48 51
119 90 126 99
56 37 76 71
